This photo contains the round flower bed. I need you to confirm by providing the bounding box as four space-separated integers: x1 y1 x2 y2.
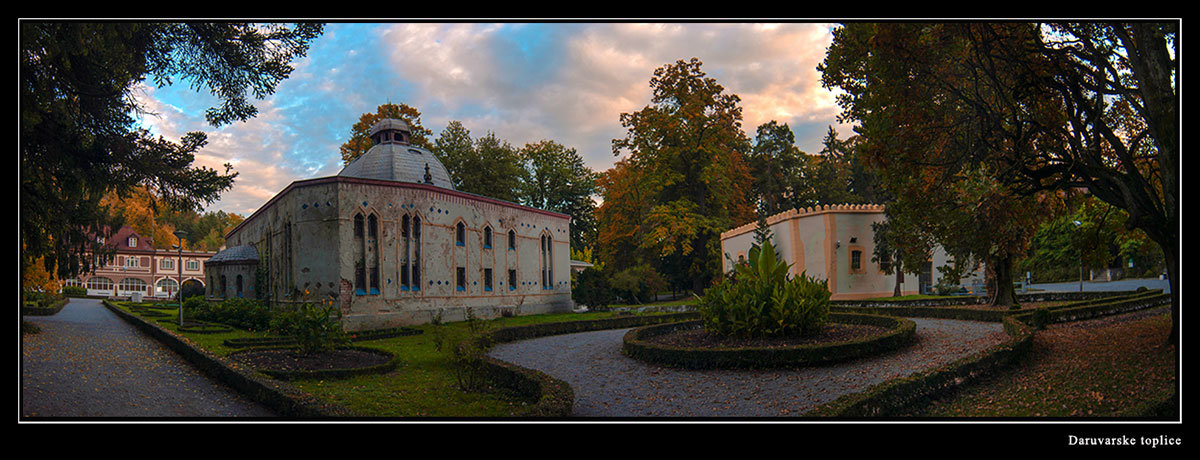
622 312 916 369
228 345 399 381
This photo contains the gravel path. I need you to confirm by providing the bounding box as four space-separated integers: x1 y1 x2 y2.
488 318 1007 417
21 298 277 419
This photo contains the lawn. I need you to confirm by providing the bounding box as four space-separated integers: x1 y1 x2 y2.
910 307 1176 417
111 300 670 417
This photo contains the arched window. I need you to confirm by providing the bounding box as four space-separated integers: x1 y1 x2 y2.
540 233 553 290
353 213 366 294
220 275 227 297
156 278 179 297
455 222 465 246
508 230 516 250
86 277 113 293
412 216 422 289
400 215 411 290
368 214 380 294
119 277 147 294
236 274 244 298
483 225 492 249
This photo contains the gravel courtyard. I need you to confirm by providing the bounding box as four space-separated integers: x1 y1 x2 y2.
488 318 1008 417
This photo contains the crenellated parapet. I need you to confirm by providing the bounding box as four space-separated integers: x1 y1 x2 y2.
721 203 886 240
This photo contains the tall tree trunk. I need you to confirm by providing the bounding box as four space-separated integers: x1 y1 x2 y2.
894 269 904 297
987 255 1017 308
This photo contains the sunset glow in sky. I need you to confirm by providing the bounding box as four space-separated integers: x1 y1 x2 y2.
134 22 852 216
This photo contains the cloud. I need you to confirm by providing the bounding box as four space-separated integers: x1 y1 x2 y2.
378 22 844 171
132 22 848 216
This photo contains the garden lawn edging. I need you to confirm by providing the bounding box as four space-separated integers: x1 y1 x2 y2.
221 326 422 349
807 315 1035 417
832 290 1165 323
621 313 917 369
22 296 69 316
102 300 357 418
807 290 1169 417
463 312 700 417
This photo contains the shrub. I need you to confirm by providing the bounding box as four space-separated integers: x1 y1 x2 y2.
572 266 615 308
609 264 666 305
190 297 273 331
698 239 830 338
269 302 348 355
62 286 87 297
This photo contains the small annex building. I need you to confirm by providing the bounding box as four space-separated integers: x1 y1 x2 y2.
207 118 574 330
720 204 979 300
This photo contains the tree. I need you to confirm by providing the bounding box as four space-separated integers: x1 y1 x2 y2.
518 140 599 251
595 157 655 272
430 122 527 203
339 102 433 164
610 58 756 293
20 22 322 283
820 23 1056 307
748 120 805 215
821 22 1178 336
870 219 906 297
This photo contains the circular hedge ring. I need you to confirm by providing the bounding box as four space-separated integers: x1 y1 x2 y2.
622 312 916 369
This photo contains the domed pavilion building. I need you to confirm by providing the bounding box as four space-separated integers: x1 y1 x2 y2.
207 118 574 330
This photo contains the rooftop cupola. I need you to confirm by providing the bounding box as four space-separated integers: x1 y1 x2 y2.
370 118 412 146
338 118 455 189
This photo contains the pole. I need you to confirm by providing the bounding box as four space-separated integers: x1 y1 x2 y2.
174 230 188 325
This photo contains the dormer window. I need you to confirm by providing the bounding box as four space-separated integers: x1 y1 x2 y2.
128 237 137 247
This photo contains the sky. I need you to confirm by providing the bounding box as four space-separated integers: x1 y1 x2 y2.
134 22 853 216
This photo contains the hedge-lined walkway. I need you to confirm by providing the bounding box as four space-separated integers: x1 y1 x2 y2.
21 298 277 418
487 318 1008 417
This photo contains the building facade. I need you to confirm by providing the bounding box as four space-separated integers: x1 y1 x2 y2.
720 204 980 300
63 226 215 299
209 118 574 331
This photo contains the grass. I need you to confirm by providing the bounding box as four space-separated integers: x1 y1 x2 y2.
604 295 698 309
862 294 963 301
111 300 664 417
911 307 1176 417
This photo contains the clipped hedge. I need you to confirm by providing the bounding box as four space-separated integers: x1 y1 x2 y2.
832 290 1164 323
1011 291 1170 327
456 312 698 417
474 354 575 417
809 315 1035 417
487 312 699 344
102 300 356 418
22 296 69 316
222 326 423 349
622 313 916 370
230 345 401 381
809 290 1169 417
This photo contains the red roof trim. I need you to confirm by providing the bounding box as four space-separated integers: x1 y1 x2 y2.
226 176 570 239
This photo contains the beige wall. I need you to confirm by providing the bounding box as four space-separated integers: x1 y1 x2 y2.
226 177 573 331
721 205 932 300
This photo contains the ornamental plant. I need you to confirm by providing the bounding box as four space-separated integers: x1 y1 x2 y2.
269 300 348 355
698 239 830 338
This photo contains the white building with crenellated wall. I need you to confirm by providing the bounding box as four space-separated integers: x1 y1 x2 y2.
720 204 980 300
